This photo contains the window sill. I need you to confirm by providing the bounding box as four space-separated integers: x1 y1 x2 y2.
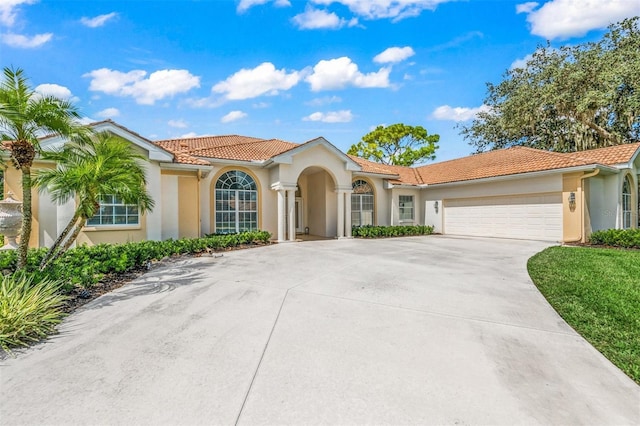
83 225 142 232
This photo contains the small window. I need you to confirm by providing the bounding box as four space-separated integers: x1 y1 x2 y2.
399 195 414 221
86 195 139 226
622 176 632 229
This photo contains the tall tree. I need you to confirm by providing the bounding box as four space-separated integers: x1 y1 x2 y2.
0 67 88 269
461 17 640 152
348 123 439 166
34 131 155 270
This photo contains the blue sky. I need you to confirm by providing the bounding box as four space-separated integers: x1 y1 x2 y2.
1 0 638 162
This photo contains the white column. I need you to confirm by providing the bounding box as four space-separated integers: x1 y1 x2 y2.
344 191 352 238
287 189 296 241
336 190 345 238
277 189 285 242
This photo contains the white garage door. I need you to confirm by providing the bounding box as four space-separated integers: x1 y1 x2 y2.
444 193 562 241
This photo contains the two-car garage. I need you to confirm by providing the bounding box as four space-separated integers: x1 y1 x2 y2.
442 193 563 242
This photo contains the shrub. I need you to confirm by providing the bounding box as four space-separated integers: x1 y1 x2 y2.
589 229 640 249
352 225 434 238
0 273 68 352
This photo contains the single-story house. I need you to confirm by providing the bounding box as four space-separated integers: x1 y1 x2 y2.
4 119 639 247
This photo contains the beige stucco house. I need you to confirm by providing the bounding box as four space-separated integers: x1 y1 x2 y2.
4 120 640 247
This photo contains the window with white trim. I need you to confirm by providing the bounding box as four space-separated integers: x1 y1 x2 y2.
622 176 632 229
399 195 414 221
215 170 258 234
86 195 139 226
351 180 374 227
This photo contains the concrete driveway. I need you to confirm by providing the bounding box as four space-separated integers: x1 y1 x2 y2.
1 236 638 425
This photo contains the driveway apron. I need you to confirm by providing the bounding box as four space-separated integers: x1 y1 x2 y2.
1 236 638 425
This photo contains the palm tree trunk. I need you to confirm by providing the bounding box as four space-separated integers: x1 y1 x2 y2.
47 217 86 265
17 167 32 270
39 210 81 270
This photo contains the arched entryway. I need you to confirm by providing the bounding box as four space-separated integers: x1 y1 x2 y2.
296 166 338 238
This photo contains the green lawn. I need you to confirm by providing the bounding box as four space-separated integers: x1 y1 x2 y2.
528 246 640 384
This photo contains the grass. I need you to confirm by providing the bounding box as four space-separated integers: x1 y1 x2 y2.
527 246 640 384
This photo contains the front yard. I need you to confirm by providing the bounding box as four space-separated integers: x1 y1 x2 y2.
528 246 640 384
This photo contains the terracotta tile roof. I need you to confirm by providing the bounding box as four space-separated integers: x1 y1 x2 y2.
348 155 398 176
154 135 298 162
415 146 597 185
563 142 640 166
155 132 640 185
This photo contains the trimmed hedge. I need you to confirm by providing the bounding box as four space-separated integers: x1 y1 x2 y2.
0 231 272 290
352 225 434 238
589 229 640 249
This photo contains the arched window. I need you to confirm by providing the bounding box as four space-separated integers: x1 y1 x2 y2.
351 179 374 227
215 170 258 233
622 175 632 229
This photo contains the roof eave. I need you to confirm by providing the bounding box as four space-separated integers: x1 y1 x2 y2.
200 157 268 167
420 164 618 189
353 171 400 179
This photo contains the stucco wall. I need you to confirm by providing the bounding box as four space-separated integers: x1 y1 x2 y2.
161 174 179 240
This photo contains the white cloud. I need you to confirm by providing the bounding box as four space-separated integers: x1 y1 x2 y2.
1 32 52 48
306 57 390 91
310 0 448 21
84 68 200 105
374 46 415 63
212 62 301 100
519 0 639 39
292 7 358 29
431 104 490 122
80 12 118 28
0 0 36 27
516 2 538 14
221 110 248 123
237 0 291 13
305 95 342 106
34 83 73 100
252 101 270 108
168 119 188 128
510 53 533 70
179 132 199 139
303 110 353 123
96 107 120 118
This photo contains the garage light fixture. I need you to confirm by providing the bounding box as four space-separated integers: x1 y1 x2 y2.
434 201 439 213
569 192 576 209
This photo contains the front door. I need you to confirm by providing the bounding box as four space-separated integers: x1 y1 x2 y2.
295 197 304 233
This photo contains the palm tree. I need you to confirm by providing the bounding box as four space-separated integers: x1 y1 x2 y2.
34 131 155 270
0 67 88 269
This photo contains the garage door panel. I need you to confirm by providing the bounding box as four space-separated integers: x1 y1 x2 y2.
444 193 562 241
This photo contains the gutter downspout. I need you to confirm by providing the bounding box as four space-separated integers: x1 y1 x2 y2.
197 170 202 238
566 169 601 243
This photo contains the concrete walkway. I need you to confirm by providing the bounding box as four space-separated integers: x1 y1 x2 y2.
1 236 638 425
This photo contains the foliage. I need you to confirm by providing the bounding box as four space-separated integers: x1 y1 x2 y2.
528 246 640 384
0 67 90 269
347 123 439 166
0 273 68 352
351 225 434 238
0 231 272 289
34 131 154 269
589 228 640 248
461 18 640 153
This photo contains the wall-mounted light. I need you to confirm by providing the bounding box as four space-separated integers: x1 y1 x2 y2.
568 192 576 210
434 200 439 214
